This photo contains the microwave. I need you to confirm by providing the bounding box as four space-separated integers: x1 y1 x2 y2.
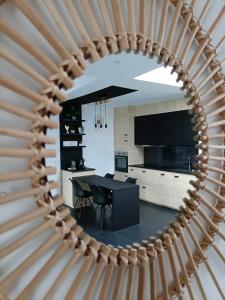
115 152 128 173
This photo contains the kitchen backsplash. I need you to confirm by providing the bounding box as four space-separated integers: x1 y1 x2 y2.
144 145 197 169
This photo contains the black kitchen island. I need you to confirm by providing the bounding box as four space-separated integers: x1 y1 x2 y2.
76 175 140 230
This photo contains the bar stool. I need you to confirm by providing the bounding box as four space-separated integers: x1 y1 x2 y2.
104 173 115 179
90 184 112 229
70 179 93 219
125 177 137 184
101 173 114 196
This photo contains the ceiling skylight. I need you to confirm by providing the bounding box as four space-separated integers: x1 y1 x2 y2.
134 66 183 87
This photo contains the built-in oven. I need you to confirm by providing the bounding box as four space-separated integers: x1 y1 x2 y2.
115 152 128 173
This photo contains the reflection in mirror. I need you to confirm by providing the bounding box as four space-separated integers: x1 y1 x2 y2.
46 53 197 246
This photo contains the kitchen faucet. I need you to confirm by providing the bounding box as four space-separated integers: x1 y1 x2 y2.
187 155 191 171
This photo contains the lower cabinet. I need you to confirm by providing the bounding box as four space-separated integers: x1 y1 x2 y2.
155 187 173 207
128 166 195 210
114 171 128 182
139 184 155 203
154 171 174 207
172 173 194 209
61 170 95 208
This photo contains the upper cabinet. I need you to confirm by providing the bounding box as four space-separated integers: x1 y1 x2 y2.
114 107 143 165
134 110 195 146
114 107 129 152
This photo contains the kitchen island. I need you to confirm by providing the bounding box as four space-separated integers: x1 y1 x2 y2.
77 175 140 230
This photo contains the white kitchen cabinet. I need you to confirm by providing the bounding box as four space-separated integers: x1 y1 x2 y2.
136 168 154 186
155 186 174 207
139 184 155 202
114 171 128 181
114 107 143 167
128 166 154 203
61 170 95 208
154 170 195 209
128 166 195 210
139 185 149 201
128 166 137 177
114 107 129 152
128 167 154 186
154 171 173 207
172 173 195 209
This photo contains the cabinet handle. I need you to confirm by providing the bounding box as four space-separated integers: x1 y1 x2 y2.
130 168 134 171
174 176 179 178
142 170 146 173
124 175 128 177
124 134 128 136
161 173 165 176
142 186 146 189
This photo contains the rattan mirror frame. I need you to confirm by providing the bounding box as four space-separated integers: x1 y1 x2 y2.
0 0 225 299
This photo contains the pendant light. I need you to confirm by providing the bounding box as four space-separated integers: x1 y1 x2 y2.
104 100 108 132
94 102 97 130
99 100 103 131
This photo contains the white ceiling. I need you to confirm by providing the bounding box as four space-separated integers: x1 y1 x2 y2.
66 51 185 108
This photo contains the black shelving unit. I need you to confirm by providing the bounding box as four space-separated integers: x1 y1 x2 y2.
59 103 85 169
62 146 86 149
62 133 86 137
61 119 86 122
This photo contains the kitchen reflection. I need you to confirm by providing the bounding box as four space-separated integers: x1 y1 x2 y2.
46 53 196 246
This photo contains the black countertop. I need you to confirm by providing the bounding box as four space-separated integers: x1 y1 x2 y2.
129 164 195 175
63 167 95 173
76 175 138 191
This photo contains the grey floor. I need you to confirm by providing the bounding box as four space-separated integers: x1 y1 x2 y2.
71 201 179 247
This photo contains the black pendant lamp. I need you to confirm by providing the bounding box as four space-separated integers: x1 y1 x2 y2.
94 102 97 130
99 101 103 131
104 100 108 132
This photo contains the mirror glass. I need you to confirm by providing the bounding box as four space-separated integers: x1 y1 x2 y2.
46 52 197 246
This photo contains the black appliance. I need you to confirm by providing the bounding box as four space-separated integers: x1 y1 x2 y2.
134 110 194 146
115 152 128 173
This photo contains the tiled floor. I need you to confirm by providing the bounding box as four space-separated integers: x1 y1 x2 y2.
70 201 179 247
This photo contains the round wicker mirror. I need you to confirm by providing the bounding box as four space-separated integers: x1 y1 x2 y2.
0 0 224 299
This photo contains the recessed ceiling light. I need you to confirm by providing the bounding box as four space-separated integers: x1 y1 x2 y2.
134 66 182 87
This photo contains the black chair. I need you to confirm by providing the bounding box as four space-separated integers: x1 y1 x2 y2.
90 185 112 229
70 179 93 219
104 173 115 179
125 177 137 184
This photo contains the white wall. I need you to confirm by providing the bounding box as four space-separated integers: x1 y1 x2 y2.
82 102 115 176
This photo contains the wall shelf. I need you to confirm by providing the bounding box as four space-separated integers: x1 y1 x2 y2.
62 146 86 149
62 133 85 137
61 119 85 122
60 103 84 169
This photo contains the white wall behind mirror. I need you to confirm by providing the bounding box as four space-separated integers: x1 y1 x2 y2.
46 51 197 246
